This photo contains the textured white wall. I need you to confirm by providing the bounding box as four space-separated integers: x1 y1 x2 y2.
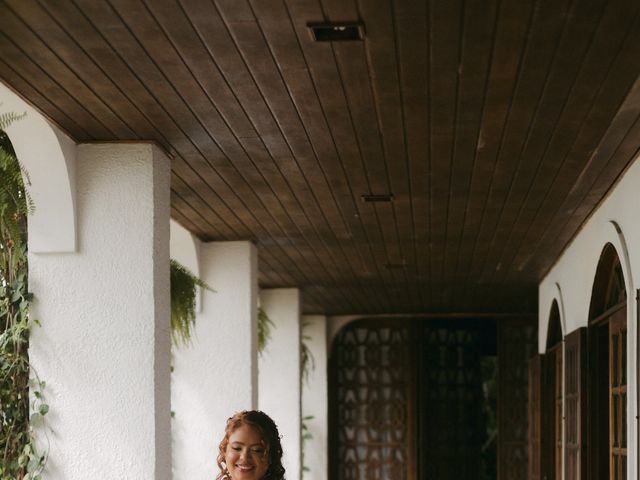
259 289 302 480
301 315 328 480
539 153 640 480
172 241 258 480
28 143 172 479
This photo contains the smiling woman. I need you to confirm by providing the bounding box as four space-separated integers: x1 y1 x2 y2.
216 410 285 480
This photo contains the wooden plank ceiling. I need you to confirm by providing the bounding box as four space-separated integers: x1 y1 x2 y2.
1 0 640 315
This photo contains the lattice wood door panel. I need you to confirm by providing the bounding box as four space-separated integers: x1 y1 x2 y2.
330 320 413 480
331 317 532 480
497 318 538 480
419 324 484 479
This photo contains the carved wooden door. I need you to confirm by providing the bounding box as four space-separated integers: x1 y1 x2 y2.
330 319 414 480
330 318 504 480
418 322 485 479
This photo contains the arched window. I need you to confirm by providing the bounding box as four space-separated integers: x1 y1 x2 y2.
545 301 563 480
588 243 627 479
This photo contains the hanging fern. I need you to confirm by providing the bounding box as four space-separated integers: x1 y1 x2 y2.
257 306 274 355
300 320 315 384
170 259 212 347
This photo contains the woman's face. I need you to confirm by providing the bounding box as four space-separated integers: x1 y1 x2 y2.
224 424 269 480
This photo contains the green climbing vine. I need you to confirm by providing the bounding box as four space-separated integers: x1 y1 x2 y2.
0 114 48 480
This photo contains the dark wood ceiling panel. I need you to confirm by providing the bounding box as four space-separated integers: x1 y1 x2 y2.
466 0 574 305
441 0 498 308
503 5 640 282
427 0 463 308
488 0 632 288
457 0 536 307
2 0 640 314
394 0 429 308
3 3 135 138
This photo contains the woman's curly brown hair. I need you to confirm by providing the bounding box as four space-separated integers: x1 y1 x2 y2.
216 410 285 480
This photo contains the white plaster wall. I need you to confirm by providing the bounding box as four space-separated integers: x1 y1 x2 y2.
539 153 640 480
301 315 328 480
28 143 172 479
0 81 77 253
259 288 302 480
172 241 258 480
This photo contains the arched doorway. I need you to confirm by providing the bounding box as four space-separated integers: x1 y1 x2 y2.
587 243 627 479
328 317 523 480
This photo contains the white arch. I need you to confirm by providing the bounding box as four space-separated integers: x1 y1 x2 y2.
0 82 76 253
554 282 567 337
609 220 634 304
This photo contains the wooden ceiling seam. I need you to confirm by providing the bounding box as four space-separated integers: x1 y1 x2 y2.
449 0 501 302
36 0 179 150
2 0 638 314
458 0 539 307
244 0 388 310
105 1 357 306
324 30 399 309
393 0 430 309
45 0 288 246
235 5 380 312
170 183 234 240
502 5 640 282
210 0 368 298
0 56 89 139
284 0 399 308
528 82 640 281
466 0 575 307
361 0 420 309
141 1 367 311
279 0 395 311
488 0 635 294
443 0 501 309
74 0 340 298
317 0 401 292
5 2 135 138
246 0 395 310
0 28 103 139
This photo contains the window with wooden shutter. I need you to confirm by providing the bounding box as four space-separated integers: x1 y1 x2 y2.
564 328 586 480
528 354 543 480
609 308 626 480
587 243 627 480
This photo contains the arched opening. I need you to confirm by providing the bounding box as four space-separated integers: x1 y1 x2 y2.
329 317 508 480
545 300 563 480
588 243 627 479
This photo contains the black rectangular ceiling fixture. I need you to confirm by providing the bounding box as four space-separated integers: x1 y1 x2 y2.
361 193 394 203
308 23 364 41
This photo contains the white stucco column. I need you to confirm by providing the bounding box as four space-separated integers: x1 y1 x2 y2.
172 241 258 480
258 288 302 480
301 315 328 480
28 143 171 479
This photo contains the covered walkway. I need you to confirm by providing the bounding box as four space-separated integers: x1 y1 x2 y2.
1 0 640 478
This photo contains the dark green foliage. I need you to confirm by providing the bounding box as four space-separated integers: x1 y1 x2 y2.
300 320 315 384
170 259 212 346
0 116 47 480
257 306 274 355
